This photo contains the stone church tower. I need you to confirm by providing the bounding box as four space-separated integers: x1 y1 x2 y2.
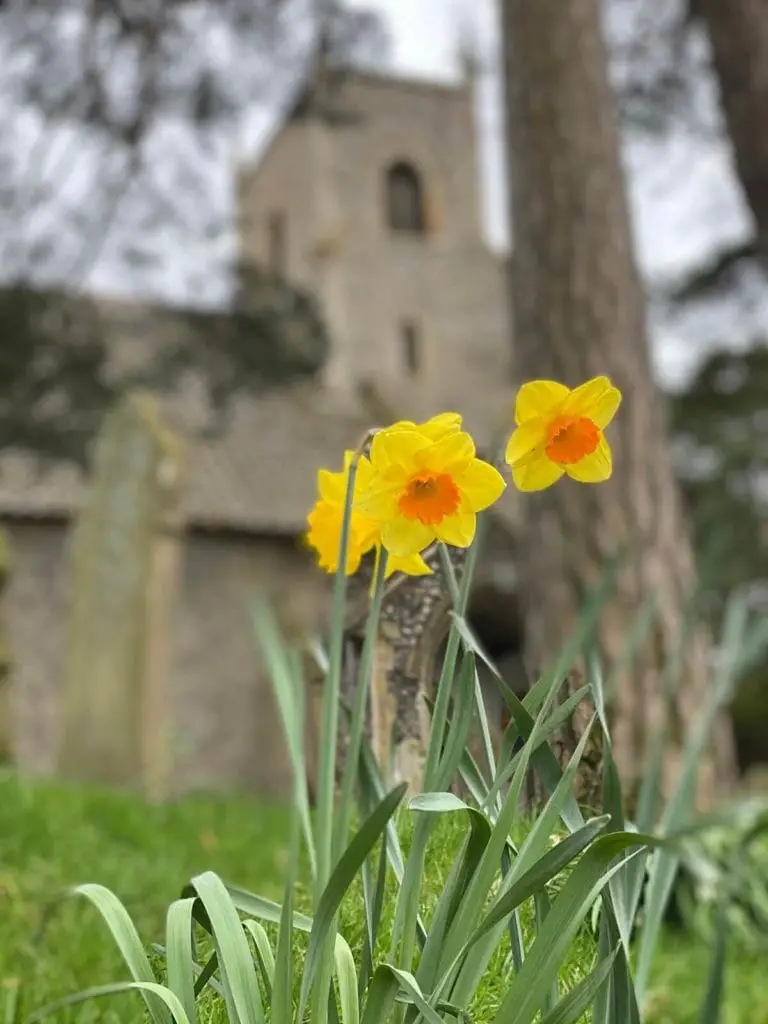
236 61 513 443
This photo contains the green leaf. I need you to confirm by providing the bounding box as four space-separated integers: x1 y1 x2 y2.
334 935 359 1024
298 784 408 1023
186 871 264 1024
24 982 191 1024
490 831 661 1024
392 530 483 983
65 884 171 1024
359 824 388 999
222 884 313 933
635 588 768 1000
273 805 300 1024
436 650 478 792
415 799 492 996
3 979 20 1024
439 659 594 1000
539 947 619 1024
360 966 400 1024
243 921 275 1002
408 793 471 814
469 817 611 951
165 898 199 1024
375 967 444 1024
250 598 316 880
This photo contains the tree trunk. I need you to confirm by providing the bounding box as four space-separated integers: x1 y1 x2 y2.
698 0 768 261
500 0 735 810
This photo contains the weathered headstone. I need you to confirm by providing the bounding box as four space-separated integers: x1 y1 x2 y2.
0 529 12 763
58 392 186 795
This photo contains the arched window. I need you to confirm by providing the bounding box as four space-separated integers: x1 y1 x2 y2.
385 161 426 233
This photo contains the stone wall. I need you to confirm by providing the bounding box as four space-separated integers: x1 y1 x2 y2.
3 516 331 797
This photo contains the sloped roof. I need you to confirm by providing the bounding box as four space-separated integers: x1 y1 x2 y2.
0 292 372 534
0 385 373 534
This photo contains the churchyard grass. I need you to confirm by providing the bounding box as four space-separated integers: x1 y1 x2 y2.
1 772 767 1023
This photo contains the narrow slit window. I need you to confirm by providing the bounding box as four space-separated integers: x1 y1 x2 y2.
401 319 421 376
267 211 287 274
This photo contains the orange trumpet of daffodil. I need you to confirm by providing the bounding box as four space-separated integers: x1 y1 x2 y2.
356 413 506 558
305 451 432 577
505 376 622 491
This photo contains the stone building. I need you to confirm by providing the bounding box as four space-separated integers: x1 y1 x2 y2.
0 65 521 797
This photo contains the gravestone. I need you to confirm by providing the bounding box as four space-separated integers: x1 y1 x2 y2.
58 392 186 794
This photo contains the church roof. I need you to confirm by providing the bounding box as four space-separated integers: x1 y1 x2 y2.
0 386 373 535
0 292 373 535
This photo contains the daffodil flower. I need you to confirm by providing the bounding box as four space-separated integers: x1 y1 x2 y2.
505 376 622 492
305 451 432 577
356 414 506 558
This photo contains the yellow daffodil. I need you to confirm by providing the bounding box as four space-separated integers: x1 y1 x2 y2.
505 376 622 492
305 451 432 577
356 414 507 557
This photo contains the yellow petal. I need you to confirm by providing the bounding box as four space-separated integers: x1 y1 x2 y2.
418 412 463 440
381 516 434 557
317 467 346 505
564 435 613 483
505 419 548 467
306 500 373 575
354 453 374 490
355 477 401 520
515 380 570 425
385 550 433 578
434 512 476 548
418 430 475 474
562 376 621 428
457 458 506 512
370 428 430 479
510 447 565 492
386 413 462 442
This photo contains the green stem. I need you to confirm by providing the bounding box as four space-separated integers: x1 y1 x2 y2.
334 548 388 859
312 446 367 1024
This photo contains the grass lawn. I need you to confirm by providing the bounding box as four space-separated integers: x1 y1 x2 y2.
1 769 767 1023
